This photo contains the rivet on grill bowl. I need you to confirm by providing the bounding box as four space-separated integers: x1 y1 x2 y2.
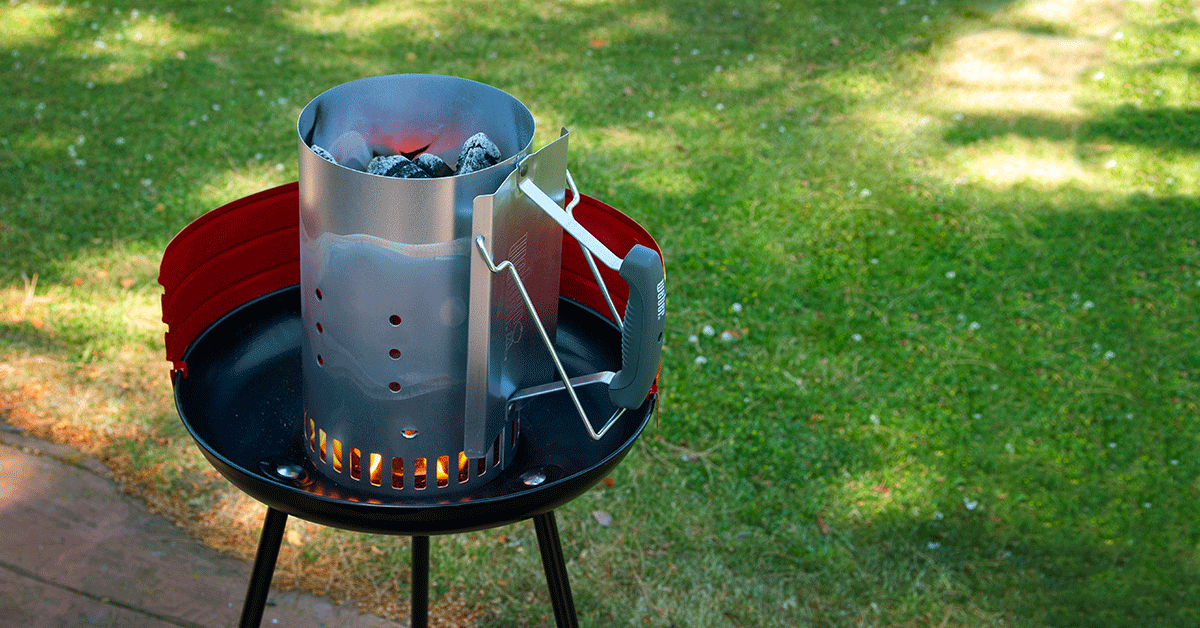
273 463 303 481
520 470 547 487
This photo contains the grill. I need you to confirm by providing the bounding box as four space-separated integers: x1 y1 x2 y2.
160 75 666 628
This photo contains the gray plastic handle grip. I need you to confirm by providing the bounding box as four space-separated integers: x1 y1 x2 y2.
609 244 665 408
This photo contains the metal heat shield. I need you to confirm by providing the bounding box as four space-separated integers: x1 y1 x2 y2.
464 132 569 458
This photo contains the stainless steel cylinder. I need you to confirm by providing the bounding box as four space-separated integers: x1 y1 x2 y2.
296 75 537 497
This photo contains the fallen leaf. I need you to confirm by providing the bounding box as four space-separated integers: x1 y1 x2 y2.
830 36 841 46
29 316 44 330
285 530 302 546
622 86 634 97
591 510 613 527
72 277 83 286
589 38 608 49
120 277 135 289
96 270 109 280
872 483 891 496
816 514 832 535
602 477 615 489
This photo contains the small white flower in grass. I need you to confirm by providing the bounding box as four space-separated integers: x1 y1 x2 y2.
720 330 735 342
1104 351 1115 360
212 103 221 112
968 321 980 331
687 334 698 344
1108 442 1116 448
141 178 152 187
714 65 722 72
1143 502 1151 508
694 356 708 365
860 189 871 198
870 258 879 264
723 364 732 371
869 414 879 425
945 271 956 279
933 511 943 520
145 153 153 161
1005 442 1015 454
964 499 978 510
927 542 941 550
1112 32 1123 40
702 324 715 336
254 152 263 160
922 15 929 22
74 159 85 167
67 145 77 158
115 137 125 145
1170 459 1179 465
94 40 106 49
851 333 863 342
1105 160 1117 169
779 126 786 133
86 81 94 89
1093 71 1105 80
716 103 724 111
731 302 743 313
952 112 964 121
646 111 654 118
747 53 755 61
972 413 981 419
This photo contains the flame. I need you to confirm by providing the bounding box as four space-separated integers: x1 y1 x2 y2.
436 456 449 485
458 451 469 483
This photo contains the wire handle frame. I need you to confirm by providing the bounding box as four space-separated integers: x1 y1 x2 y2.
473 234 625 441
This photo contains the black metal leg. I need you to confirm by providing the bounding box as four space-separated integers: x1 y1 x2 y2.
533 511 580 628
411 536 430 628
239 507 289 628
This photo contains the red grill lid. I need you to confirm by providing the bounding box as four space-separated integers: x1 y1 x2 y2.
159 182 663 380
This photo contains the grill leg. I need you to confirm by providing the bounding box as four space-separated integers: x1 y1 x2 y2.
239 507 288 628
411 536 430 628
533 511 579 628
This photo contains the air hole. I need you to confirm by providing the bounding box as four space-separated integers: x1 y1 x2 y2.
477 457 487 477
306 415 315 451
458 452 469 484
316 322 323 333
389 314 402 326
492 433 502 467
389 381 402 392
389 348 401 359
331 439 343 473
402 430 418 439
436 456 450 488
511 415 518 450
317 354 324 366
315 288 323 301
350 448 361 480
369 453 383 486
319 429 327 462
413 458 427 490
391 457 404 489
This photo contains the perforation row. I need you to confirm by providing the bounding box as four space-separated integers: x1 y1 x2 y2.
305 415 508 490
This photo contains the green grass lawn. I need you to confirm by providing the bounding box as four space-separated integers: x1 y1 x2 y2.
1 0 1198 626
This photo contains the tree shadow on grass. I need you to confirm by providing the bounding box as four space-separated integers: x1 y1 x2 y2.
942 105 1200 153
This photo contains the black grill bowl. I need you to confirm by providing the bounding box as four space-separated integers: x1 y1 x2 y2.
173 286 652 536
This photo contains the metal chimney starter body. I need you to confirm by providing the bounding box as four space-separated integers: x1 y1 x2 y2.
296 75 566 497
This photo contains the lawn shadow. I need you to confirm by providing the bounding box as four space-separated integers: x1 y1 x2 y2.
944 106 1200 152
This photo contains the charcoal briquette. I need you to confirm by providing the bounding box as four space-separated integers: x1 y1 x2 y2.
456 132 501 174
367 154 430 179
414 153 454 177
330 130 372 171
310 144 337 164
